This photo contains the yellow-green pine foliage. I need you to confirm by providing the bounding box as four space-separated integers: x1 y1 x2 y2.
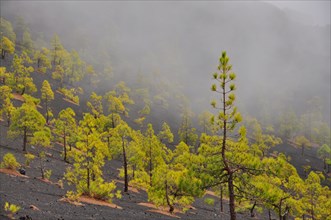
148 142 203 213
0 17 16 42
65 113 114 201
31 127 52 179
4 202 20 219
0 36 15 59
9 99 46 151
0 85 15 125
108 121 133 192
41 80 54 123
0 67 10 84
52 65 65 87
33 47 51 73
68 50 86 84
178 108 198 147
87 92 103 118
158 122 174 144
317 144 331 171
22 30 34 54
53 107 76 162
9 52 35 95
143 123 167 186
50 34 64 66
294 135 311 156
1 153 20 170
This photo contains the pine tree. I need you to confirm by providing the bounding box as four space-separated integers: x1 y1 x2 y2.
148 142 203 213
87 92 103 118
33 47 52 73
0 85 15 126
210 51 242 220
66 113 111 196
41 80 54 124
9 52 35 95
53 108 76 162
31 127 52 179
9 97 46 151
0 36 15 59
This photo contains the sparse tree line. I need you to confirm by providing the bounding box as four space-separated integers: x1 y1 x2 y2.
1 17 331 220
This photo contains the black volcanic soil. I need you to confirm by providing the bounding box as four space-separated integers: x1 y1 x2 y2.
0 124 268 220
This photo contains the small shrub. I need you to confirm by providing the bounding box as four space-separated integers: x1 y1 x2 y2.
115 190 122 199
4 202 20 219
66 190 80 202
1 153 20 170
24 153 35 166
44 169 52 180
90 181 117 201
204 197 215 205
57 179 64 189
80 180 117 202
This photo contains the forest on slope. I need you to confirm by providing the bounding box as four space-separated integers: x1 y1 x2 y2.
0 2 331 220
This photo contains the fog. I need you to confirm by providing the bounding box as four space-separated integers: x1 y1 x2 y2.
1 1 330 124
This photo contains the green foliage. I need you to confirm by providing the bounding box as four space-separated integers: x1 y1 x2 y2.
22 30 34 54
65 190 81 202
0 85 15 125
89 180 117 202
9 101 46 151
53 107 76 161
204 197 215 205
87 92 103 118
34 47 52 73
31 127 52 179
24 153 35 166
1 153 20 170
0 17 16 42
158 122 174 144
65 113 114 200
8 52 35 95
178 108 198 147
1 36 15 59
4 202 20 219
41 80 54 123
148 144 203 212
278 110 299 141
294 135 311 155
317 144 331 171
58 87 80 105
44 169 52 180
52 65 65 87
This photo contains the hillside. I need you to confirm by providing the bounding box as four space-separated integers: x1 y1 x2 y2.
1 2 331 220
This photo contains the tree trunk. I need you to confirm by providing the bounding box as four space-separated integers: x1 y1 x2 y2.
63 132 67 162
21 86 25 95
87 167 90 193
23 127 27 151
122 138 128 192
1 49 5 59
228 172 236 220
250 201 256 217
149 139 152 186
301 144 305 156
45 98 49 123
165 180 174 213
269 209 272 220
220 184 223 213
279 200 282 220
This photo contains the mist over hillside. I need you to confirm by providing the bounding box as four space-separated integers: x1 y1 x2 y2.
2 1 330 122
